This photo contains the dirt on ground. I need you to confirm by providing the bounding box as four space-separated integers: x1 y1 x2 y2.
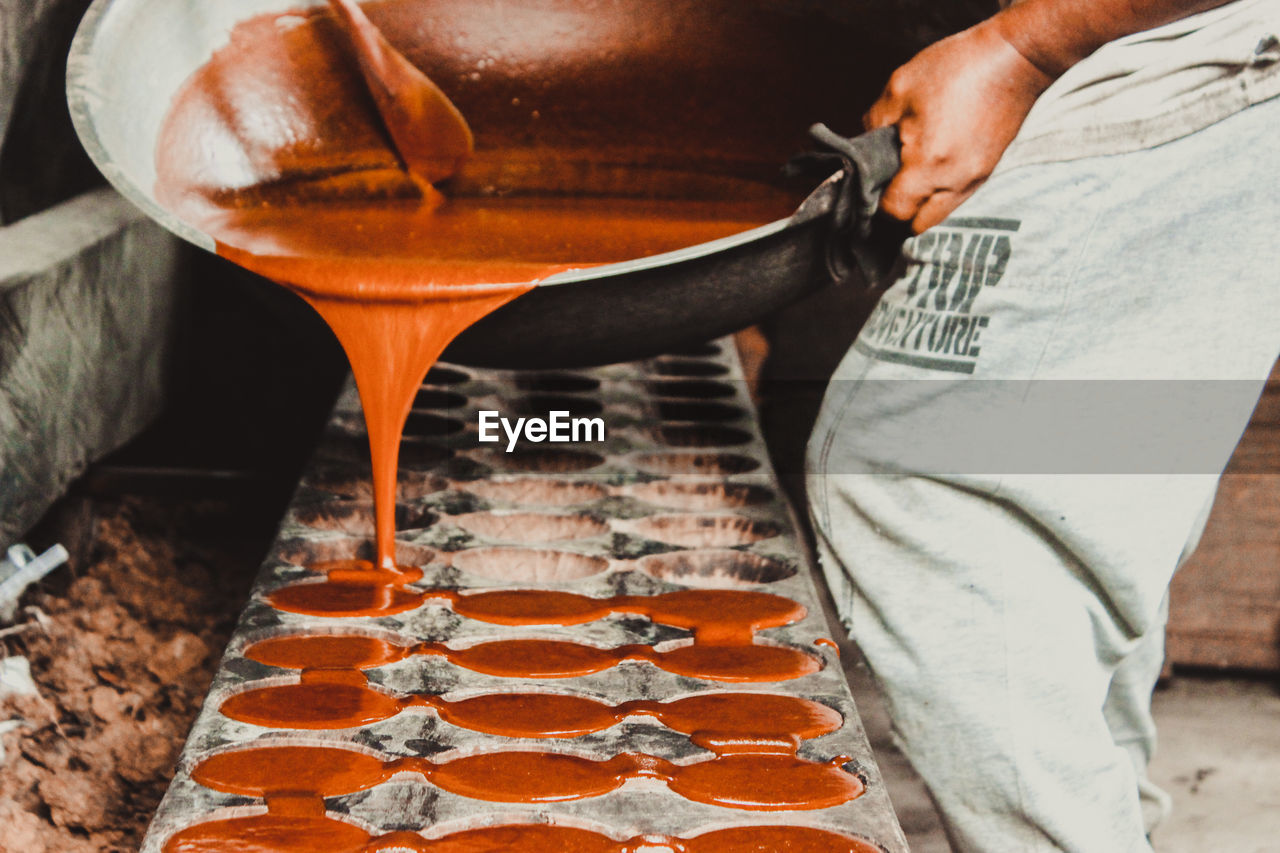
0 497 266 853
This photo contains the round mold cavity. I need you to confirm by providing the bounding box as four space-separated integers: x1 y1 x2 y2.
626 514 781 548
292 503 436 536
514 373 601 393
448 511 609 543
657 401 745 423
304 470 448 501
648 379 737 400
465 479 609 507
315 435 453 468
403 412 465 438
621 480 773 510
275 538 436 567
650 358 730 377
514 394 605 417
413 388 468 410
398 439 454 468
425 367 470 386
633 452 761 476
638 550 794 586
481 448 606 473
313 434 371 464
451 547 610 582
668 341 722 357
655 425 753 448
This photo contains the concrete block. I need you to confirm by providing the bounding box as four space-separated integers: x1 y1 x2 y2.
0 186 184 548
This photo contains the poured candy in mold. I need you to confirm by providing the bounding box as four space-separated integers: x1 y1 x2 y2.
223 677 841 743
437 690 841 748
266 558 424 618
166 819 884 853
266 552 797 618
266 549 625 617
246 632 820 682
223 678 406 730
269 583 805 641
188 743 863 809
443 588 805 639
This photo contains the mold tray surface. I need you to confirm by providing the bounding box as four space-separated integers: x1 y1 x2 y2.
142 340 908 852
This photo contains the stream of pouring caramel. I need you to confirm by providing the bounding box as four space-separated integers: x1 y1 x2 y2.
151 3 863 837
154 2 791 569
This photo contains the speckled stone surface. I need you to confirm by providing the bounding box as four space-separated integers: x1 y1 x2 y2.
142 341 908 852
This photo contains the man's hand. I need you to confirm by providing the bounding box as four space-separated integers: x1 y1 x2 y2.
867 0 1234 233
864 19 1053 233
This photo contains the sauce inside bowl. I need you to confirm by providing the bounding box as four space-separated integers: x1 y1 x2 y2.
154 2 793 567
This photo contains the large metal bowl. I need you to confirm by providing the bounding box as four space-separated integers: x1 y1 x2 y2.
67 0 915 366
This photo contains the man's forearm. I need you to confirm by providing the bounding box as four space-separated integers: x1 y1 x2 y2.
863 0 1242 231
996 0 1238 78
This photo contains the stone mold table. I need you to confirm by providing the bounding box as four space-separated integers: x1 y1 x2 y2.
143 340 908 852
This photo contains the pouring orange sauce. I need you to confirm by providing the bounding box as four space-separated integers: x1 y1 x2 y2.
151 3 869 841
154 1 792 569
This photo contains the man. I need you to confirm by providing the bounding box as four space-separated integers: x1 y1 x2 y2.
806 0 1279 849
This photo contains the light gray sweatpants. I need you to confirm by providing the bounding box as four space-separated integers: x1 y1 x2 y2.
806 94 1280 852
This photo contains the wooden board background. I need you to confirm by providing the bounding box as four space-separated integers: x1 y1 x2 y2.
1168 365 1280 673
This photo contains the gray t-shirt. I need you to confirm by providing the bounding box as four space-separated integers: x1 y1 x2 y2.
996 0 1280 171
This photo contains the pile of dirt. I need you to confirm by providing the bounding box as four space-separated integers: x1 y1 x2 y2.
0 497 266 852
